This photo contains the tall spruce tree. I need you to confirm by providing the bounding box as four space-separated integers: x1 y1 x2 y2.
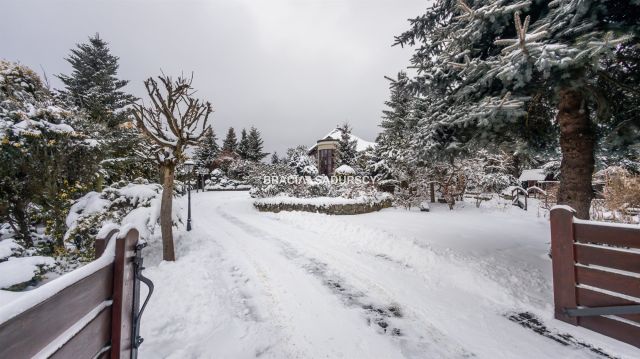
237 128 249 159
395 0 640 218
380 72 413 138
194 127 220 169
222 127 238 153
58 34 136 128
376 72 422 182
247 126 269 162
337 122 358 167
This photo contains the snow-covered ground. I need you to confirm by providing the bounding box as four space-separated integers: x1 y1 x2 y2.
139 191 640 359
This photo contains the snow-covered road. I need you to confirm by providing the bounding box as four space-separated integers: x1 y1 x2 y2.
139 191 639 359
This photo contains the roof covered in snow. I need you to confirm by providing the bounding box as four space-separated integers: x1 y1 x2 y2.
308 128 376 153
518 169 546 182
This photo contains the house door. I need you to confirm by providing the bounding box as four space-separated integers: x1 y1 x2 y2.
318 149 334 176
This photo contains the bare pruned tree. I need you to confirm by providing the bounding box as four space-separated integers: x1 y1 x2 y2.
132 73 213 261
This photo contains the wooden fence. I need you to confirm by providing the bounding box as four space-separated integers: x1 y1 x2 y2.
550 206 640 348
0 226 151 358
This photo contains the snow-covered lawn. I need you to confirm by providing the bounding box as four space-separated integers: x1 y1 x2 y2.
139 191 639 358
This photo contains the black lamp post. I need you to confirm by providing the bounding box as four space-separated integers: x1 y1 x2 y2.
184 160 195 231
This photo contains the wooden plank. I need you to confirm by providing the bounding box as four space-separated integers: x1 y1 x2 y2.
576 287 640 324
576 266 640 299
50 306 112 359
95 228 119 259
111 228 139 359
575 244 640 274
98 348 112 359
0 265 113 359
574 222 640 249
550 207 579 324
579 316 640 348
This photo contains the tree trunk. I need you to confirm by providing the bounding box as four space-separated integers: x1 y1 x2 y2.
160 163 176 261
556 88 595 220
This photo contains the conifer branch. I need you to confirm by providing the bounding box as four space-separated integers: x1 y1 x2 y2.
453 0 474 21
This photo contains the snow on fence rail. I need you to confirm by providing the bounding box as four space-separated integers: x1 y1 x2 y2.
550 206 640 348
0 226 151 359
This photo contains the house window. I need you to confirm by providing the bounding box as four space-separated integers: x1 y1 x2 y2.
318 149 334 175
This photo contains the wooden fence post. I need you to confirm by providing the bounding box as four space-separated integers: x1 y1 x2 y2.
111 228 139 358
550 206 579 325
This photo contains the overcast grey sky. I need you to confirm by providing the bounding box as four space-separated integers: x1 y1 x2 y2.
1 0 428 155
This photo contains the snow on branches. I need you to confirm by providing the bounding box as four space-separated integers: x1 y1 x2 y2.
494 11 549 57
133 74 213 165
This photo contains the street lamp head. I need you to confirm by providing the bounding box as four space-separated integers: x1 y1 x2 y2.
183 160 195 173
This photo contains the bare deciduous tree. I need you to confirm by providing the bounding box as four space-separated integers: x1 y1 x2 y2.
133 73 212 261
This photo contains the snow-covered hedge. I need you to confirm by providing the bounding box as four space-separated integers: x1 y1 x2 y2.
249 174 333 199
254 193 392 215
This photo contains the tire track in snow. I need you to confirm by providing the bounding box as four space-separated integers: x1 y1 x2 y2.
215 207 473 358
217 210 404 334
203 205 411 358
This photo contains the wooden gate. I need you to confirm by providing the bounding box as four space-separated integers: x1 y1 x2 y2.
550 206 640 348
0 226 152 358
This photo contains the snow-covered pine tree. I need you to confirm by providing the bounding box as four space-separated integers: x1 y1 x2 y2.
247 126 268 162
271 152 280 164
237 128 249 159
336 122 358 167
376 72 422 184
395 0 640 218
595 43 640 173
57 34 136 128
194 127 220 170
222 127 238 153
57 34 152 185
101 123 158 183
380 72 413 141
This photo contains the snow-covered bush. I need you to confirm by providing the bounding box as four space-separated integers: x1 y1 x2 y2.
205 168 250 191
0 60 101 249
227 158 253 180
65 178 184 261
335 164 356 176
473 173 518 194
286 145 318 177
464 150 519 194
594 168 640 224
